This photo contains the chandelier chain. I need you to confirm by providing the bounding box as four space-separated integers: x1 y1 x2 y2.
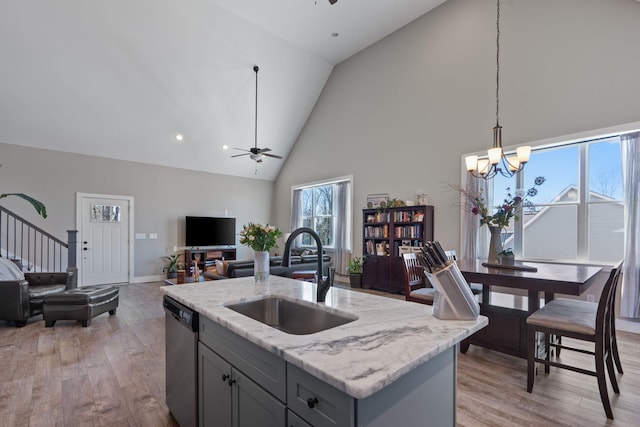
496 0 500 127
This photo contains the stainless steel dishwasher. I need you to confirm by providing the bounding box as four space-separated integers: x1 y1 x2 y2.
164 296 199 427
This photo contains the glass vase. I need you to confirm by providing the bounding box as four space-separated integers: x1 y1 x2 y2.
488 226 503 264
254 251 270 282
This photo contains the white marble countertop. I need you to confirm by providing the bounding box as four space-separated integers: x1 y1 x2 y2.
161 276 487 399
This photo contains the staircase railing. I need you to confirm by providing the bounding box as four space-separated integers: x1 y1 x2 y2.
0 205 77 272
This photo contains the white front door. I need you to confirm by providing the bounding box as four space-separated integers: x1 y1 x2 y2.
78 194 132 286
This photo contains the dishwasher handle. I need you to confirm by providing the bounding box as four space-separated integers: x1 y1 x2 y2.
164 296 199 332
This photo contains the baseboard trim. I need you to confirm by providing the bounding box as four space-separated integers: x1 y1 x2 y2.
130 274 165 283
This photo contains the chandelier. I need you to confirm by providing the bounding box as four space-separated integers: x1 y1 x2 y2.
466 0 531 180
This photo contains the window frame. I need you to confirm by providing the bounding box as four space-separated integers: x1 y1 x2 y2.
301 184 335 248
291 176 353 251
461 121 639 265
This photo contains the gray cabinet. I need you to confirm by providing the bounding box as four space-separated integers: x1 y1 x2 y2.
287 410 312 427
199 335 285 427
198 314 456 427
287 364 353 427
199 343 232 426
234 368 285 427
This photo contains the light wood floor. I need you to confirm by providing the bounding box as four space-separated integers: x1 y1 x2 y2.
1 281 639 426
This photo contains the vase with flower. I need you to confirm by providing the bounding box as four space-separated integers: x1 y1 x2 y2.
239 222 283 282
456 176 545 263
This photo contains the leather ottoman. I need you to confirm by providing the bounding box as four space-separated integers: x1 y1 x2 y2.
43 285 119 327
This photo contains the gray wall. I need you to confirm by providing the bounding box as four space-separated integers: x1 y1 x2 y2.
273 0 640 256
1 142 274 280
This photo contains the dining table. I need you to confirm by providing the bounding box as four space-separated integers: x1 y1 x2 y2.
456 259 604 358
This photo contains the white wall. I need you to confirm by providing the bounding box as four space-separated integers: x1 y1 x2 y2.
273 0 640 257
1 142 274 279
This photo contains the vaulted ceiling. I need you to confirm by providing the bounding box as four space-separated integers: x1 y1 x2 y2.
0 0 448 180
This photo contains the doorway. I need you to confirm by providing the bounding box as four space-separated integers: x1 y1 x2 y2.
76 193 133 286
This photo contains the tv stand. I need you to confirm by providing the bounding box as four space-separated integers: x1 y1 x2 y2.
185 247 236 277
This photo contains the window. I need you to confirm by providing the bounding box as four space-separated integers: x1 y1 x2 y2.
500 136 623 262
300 184 335 247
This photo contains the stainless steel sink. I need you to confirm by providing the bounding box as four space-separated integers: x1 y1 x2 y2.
225 297 357 335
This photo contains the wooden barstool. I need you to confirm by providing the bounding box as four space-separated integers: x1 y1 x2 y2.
526 261 623 420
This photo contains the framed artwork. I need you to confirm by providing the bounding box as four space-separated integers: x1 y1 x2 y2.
366 193 389 209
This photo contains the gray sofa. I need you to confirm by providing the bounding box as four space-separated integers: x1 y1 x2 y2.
205 249 332 279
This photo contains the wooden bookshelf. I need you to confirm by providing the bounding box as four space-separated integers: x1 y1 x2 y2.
362 205 434 293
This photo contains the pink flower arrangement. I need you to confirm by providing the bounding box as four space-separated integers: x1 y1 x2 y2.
456 177 545 228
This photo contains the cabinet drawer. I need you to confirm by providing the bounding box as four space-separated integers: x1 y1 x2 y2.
287 364 354 427
200 316 287 401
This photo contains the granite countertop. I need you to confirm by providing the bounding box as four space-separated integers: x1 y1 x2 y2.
161 276 488 399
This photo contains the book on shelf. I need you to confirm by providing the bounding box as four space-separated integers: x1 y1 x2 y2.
366 240 375 255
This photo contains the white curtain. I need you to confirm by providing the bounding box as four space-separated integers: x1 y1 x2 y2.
290 189 303 231
460 173 491 260
289 189 303 247
621 131 640 319
333 181 352 275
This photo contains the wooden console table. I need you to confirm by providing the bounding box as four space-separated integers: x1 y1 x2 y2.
185 247 236 277
456 259 604 358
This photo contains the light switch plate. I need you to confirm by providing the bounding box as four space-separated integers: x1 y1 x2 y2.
149 233 158 239
135 233 147 240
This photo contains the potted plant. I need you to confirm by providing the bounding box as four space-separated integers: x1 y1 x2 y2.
163 254 184 279
239 222 283 282
347 256 363 288
498 248 515 265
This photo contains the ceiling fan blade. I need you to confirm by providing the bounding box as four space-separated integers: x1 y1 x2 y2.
233 147 250 152
262 153 283 159
257 147 272 153
231 153 250 158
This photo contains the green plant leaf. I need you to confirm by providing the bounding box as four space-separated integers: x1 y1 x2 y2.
0 193 47 218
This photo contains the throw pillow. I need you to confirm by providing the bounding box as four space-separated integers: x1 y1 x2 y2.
0 258 25 280
215 260 229 276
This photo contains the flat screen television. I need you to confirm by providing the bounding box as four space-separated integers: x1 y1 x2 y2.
185 216 236 247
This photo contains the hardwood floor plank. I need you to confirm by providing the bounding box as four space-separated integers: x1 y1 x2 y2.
1 281 639 426
29 407 65 427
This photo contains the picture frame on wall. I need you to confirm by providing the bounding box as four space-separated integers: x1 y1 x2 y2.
366 193 389 209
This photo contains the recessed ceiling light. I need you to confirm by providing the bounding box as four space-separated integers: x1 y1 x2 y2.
222 144 229 150
175 133 184 142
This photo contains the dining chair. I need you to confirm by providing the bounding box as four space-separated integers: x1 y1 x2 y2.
526 261 623 420
402 253 435 305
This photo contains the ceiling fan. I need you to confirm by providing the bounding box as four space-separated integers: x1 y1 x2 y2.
232 65 283 164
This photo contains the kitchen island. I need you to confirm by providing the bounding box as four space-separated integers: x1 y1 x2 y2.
162 276 487 427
